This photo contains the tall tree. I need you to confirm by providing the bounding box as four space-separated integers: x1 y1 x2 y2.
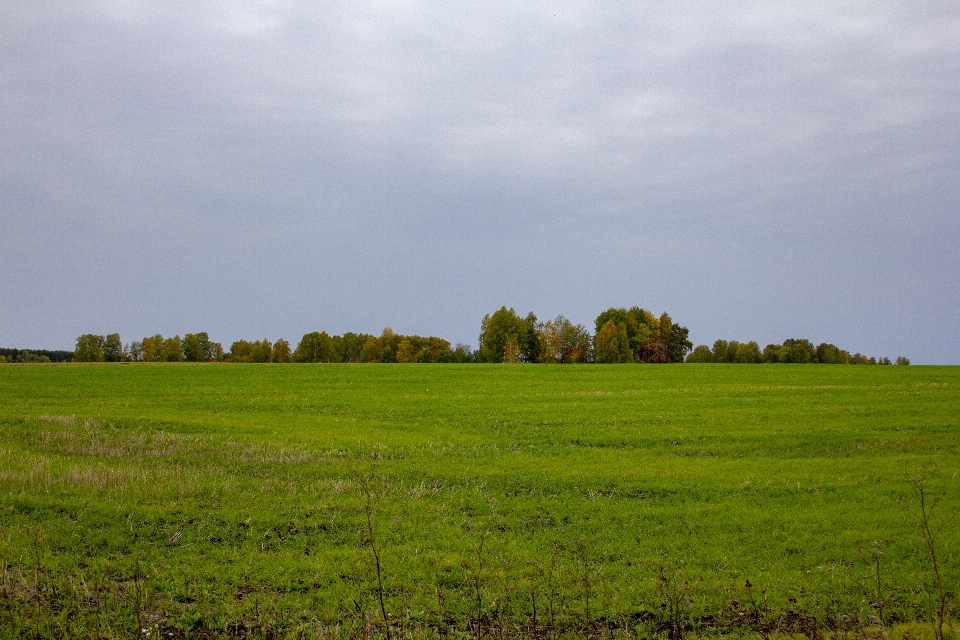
73 334 105 362
477 307 527 363
594 321 631 363
159 336 184 362
538 319 563 363
250 339 272 363
294 332 332 363
395 338 416 363
183 333 207 362
231 340 254 362
102 334 122 362
521 312 542 363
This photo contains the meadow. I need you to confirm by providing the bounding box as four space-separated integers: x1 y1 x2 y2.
0 363 957 638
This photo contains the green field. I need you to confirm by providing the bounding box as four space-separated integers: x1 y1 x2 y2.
0 364 957 638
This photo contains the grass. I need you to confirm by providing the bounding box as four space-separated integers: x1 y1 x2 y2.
0 363 957 638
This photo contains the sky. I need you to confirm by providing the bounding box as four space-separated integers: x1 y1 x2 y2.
2 1 958 363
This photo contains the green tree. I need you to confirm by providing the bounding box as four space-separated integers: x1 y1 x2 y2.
74 334 105 362
183 333 208 362
295 332 332 363
594 321 631 363
450 343 474 363
250 339 272 363
103 333 123 362
685 345 714 363
477 307 527 363
556 316 592 363
159 336 184 362
521 312 542 363
363 336 383 363
734 341 762 363
712 340 729 363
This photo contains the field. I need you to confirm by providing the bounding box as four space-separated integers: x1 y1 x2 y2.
0 364 958 638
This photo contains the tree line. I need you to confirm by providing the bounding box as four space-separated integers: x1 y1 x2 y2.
685 338 908 365
0 348 73 364
62 306 903 365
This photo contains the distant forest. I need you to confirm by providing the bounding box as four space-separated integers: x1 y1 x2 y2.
31 306 908 365
0 348 73 364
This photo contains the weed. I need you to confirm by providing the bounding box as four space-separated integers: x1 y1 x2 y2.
356 471 391 640
904 474 953 640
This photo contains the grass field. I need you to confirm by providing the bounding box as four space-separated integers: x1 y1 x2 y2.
0 363 957 638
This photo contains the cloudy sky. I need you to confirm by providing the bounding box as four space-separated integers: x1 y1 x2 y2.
2 1 958 362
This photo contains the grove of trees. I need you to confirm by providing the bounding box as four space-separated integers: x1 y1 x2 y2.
476 306 692 364
61 309 904 365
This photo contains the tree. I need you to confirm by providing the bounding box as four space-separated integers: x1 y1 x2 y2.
231 340 254 362
734 341 762 363
103 334 123 362
788 339 814 364
395 338 416 363
538 319 563 363
363 336 383 363
272 339 292 363
895 356 910 365
477 307 527 363
379 328 399 363
74 334 105 362
712 340 729 363
594 321 631 363
521 312 542 363
664 321 693 363
159 336 184 362
129 341 143 362
638 341 668 363
183 333 208 362
250 340 272 363
502 339 522 363
141 335 164 362
685 345 714 363
295 332 332 363
451 343 474 363
555 316 592 363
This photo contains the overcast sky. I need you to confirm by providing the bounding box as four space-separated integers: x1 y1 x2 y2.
2 1 958 363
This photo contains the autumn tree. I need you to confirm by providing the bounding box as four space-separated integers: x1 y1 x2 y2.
503 339 522 363
594 321 631 363
379 328 399 363
363 336 383 363
231 340 253 362
538 319 563 363
395 338 416 363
